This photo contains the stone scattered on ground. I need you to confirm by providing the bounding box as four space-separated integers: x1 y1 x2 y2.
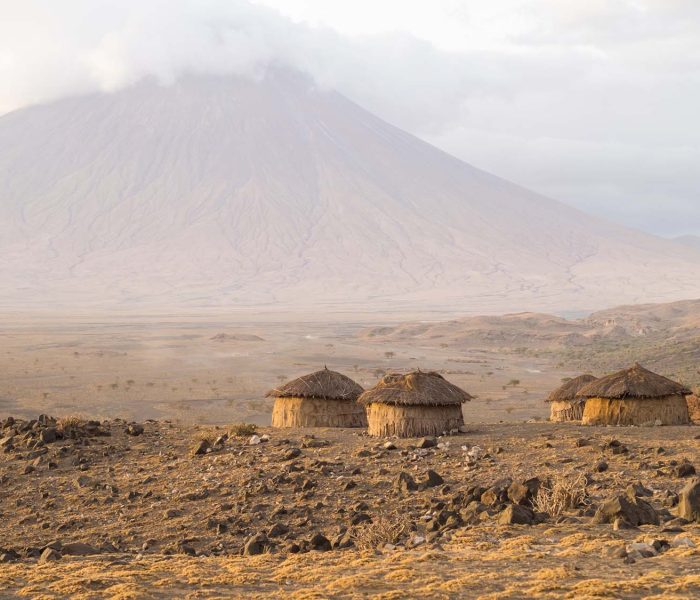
0 416 698 599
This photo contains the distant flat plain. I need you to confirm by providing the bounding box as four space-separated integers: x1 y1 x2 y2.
3 298 698 425
0 312 567 425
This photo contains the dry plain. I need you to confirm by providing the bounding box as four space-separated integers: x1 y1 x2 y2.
1 308 699 599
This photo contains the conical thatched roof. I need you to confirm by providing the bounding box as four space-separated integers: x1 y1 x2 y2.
266 368 363 401
358 371 473 407
578 364 690 400
547 374 598 403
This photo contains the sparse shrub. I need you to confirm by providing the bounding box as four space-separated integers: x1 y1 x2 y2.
229 423 257 437
353 510 414 551
532 474 588 517
57 415 86 435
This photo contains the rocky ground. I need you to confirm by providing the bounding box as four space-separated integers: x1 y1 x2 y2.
1 416 699 599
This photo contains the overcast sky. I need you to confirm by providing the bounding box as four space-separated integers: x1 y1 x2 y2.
1 0 698 237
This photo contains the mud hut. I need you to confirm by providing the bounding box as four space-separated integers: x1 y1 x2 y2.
546 374 597 422
358 370 472 437
267 368 366 428
579 364 690 426
687 391 700 424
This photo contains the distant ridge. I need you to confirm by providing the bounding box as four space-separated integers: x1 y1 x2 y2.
1 69 700 314
674 235 700 251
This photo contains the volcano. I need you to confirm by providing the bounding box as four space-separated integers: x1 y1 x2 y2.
1 69 699 314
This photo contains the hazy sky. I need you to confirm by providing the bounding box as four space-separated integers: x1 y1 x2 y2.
1 0 698 237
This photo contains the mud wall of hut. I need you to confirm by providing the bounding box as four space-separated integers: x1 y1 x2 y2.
581 395 689 426
365 403 463 437
549 400 585 422
271 396 367 428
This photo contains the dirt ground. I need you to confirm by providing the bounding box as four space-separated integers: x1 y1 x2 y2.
1 315 699 599
1 420 699 599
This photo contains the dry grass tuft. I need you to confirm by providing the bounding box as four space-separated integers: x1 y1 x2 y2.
352 510 414 551
57 415 86 433
229 423 258 437
532 474 588 517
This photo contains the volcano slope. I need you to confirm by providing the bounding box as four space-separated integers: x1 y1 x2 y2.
1 71 700 314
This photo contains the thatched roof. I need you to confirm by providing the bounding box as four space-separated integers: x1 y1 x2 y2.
266 368 363 401
358 371 473 407
546 374 598 403
578 364 691 400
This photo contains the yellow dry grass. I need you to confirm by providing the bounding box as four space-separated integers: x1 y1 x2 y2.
2 528 696 599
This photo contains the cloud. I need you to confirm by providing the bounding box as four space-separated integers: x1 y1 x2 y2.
0 0 698 235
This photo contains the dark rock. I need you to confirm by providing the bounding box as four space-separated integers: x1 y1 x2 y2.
595 461 609 473
602 544 628 559
592 494 659 526
575 438 591 447
423 470 444 489
301 436 329 449
395 472 419 493
61 542 97 556
243 534 269 556
192 439 210 456
267 523 289 537
178 541 197 556
647 538 670 553
481 482 510 506
332 531 354 549
351 512 371 526
677 477 700 522
309 533 331 552
38 548 61 563
674 463 696 478
418 437 437 449
126 424 144 436
283 448 302 460
40 428 57 444
429 509 463 531
627 482 653 498
0 550 19 563
498 504 534 525
507 482 531 506
300 478 316 491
